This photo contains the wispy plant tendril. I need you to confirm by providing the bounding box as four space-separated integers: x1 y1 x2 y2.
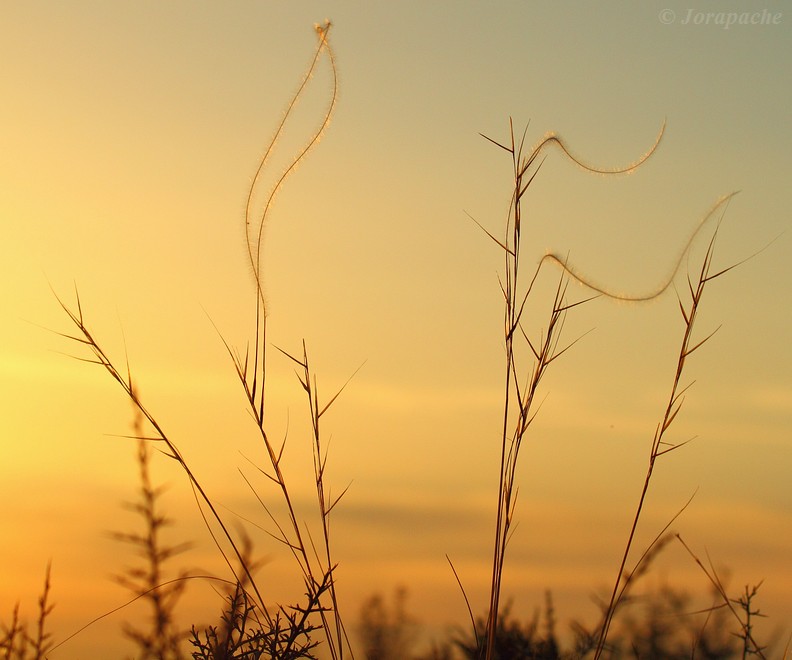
245 20 337 308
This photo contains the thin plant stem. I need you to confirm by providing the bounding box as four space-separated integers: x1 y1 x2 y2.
480 119 664 660
593 219 741 658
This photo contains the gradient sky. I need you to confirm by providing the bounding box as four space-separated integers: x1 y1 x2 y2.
1 2 790 656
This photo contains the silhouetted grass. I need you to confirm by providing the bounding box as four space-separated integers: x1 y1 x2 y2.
454 117 763 660
2 20 777 660
1 563 54 660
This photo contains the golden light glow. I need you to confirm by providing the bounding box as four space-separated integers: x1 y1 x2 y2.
1 4 790 657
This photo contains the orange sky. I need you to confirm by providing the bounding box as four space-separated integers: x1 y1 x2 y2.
1 3 790 657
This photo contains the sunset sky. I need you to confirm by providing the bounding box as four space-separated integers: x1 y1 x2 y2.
1 2 790 656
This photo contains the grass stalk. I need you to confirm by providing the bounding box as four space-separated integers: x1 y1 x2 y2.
54 290 270 624
110 406 190 659
29 563 54 660
479 119 665 660
592 212 743 658
677 534 768 659
52 21 348 658
0 565 54 660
